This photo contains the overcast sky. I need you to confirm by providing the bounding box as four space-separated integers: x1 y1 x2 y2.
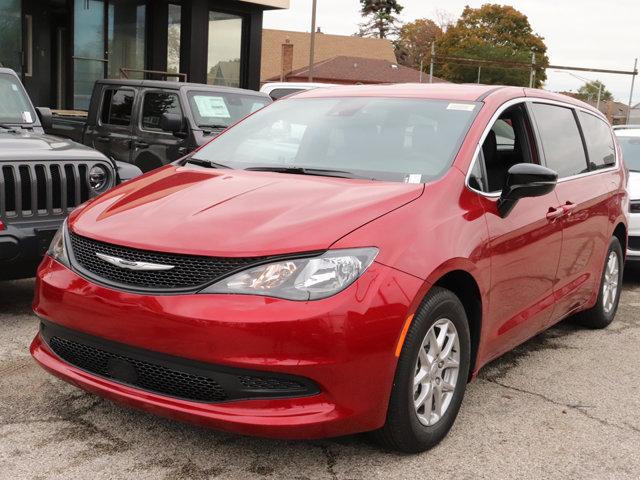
264 0 640 104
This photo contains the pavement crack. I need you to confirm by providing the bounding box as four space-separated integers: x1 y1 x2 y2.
486 378 640 435
319 444 338 480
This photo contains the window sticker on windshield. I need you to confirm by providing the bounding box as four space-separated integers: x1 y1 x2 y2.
447 103 476 112
11 84 18 91
193 96 231 118
404 174 422 184
22 111 33 123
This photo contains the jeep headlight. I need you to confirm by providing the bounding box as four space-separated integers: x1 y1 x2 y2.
89 164 110 193
200 248 378 300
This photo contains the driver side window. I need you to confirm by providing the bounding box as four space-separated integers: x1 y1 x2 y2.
471 103 537 193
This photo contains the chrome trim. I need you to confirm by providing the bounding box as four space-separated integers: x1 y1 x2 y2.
95 252 176 271
464 96 620 198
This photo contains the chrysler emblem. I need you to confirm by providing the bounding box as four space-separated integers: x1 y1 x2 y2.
95 253 175 271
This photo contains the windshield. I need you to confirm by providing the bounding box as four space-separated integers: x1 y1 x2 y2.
0 73 36 125
192 97 480 183
187 91 271 129
618 136 640 172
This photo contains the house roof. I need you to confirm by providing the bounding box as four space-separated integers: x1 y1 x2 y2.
280 56 447 85
261 29 397 82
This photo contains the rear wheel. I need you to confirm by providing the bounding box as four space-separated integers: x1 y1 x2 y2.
575 237 624 329
374 287 471 453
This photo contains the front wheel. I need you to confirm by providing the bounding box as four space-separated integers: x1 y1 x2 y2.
373 287 471 453
575 236 624 329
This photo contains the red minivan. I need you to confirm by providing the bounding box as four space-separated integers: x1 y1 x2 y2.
31 84 628 453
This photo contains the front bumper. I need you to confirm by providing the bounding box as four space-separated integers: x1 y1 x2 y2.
628 211 640 261
32 256 423 439
0 220 61 280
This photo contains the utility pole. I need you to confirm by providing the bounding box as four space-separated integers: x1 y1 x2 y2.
308 0 318 83
429 42 435 83
529 51 536 88
477 66 482 84
596 82 602 110
419 58 423 83
627 58 638 124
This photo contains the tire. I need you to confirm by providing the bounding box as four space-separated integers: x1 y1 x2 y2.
575 237 624 329
373 287 471 453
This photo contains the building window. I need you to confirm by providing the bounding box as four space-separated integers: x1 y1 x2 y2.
207 11 243 88
167 4 181 74
108 0 147 79
0 0 23 73
74 0 106 110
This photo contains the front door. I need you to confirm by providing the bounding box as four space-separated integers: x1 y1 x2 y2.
131 89 187 172
469 102 563 360
88 86 136 163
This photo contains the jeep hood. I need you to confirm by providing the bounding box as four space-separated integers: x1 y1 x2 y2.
0 131 107 162
69 166 424 257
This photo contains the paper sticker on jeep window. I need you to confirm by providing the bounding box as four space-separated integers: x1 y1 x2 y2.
193 96 231 118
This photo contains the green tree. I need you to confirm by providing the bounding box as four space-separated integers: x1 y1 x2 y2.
395 19 443 70
436 4 549 88
357 0 404 39
576 80 613 103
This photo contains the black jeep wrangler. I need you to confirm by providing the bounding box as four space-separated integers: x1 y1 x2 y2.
0 68 140 280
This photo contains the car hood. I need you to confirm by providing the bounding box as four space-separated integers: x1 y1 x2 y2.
69 166 424 257
0 131 107 161
629 171 640 201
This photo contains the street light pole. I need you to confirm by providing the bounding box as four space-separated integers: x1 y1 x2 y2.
308 0 318 83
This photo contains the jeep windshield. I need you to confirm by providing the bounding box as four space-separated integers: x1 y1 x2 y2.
191 97 480 183
187 91 271 130
0 73 36 126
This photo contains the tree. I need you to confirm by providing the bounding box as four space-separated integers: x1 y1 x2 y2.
395 19 443 70
357 0 404 39
436 4 549 88
576 80 613 103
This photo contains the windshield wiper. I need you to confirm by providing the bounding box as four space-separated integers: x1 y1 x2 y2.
199 124 229 130
244 166 358 179
0 124 18 131
184 158 231 169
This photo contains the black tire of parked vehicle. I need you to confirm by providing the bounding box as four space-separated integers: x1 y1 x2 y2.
574 236 624 329
373 286 471 453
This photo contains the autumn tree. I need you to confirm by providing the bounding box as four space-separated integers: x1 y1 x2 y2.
576 80 613 103
395 19 443 70
436 4 549 88
357 0 404 39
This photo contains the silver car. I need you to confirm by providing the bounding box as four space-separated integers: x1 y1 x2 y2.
614 126 640 261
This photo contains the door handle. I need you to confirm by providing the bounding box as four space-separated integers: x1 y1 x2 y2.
97 136 110 142
134 141 150 149
546 207 564 221
562 202 576 216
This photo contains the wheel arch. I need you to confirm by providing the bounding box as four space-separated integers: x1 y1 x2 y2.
613 222 627 259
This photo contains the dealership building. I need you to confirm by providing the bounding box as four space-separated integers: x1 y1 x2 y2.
0 0 288 110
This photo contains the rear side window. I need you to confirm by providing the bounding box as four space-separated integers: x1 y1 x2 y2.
141 91 183 131
100 89 134 126
578 112 616 170
531 103 588 178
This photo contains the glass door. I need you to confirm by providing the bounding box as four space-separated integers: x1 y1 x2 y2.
107 0 146 80
73 0 107 110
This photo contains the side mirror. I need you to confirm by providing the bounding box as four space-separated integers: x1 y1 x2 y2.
497 163 558 218
160 113 185 137
36 107 53 130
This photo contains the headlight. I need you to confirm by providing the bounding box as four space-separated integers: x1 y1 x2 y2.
89 164 109 192
201 248 378 300
47 220 70 267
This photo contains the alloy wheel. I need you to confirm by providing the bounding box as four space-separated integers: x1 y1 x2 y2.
602 251 620 315
413 318 460 427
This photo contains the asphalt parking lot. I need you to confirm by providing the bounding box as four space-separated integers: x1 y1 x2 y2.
1 271 640 480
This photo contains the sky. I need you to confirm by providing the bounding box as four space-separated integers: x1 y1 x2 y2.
264 0 640 104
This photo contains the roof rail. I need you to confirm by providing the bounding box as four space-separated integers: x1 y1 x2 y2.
119 68 187 82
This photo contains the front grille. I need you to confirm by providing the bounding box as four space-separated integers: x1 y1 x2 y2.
49 336 228 402
0 161 112 221
69 233 267 292
41 321 319 403
629 236 640 251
